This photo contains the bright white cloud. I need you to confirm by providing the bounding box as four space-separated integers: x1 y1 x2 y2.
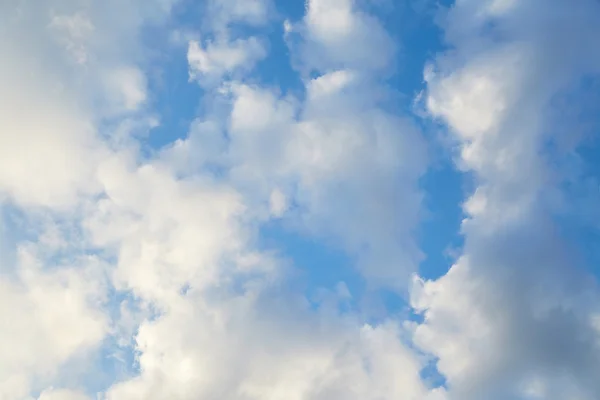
0 250 107 399
106 291 439 400
0 15 102 208
306 69 356 98
0 0 175 396
89 154 248 306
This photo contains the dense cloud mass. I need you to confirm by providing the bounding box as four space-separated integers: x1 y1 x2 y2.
413 1 600 398
1 0 599 399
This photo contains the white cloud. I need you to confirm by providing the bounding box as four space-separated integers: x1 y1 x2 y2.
413 0 600 398
187 37 266 84
0 250 107 398
289 0 395 72
99 0 435 398
185 0 272 87
103 66 148 113
5 0 600 399
0 0 177 208
88 154 247 305
171 71 426 287
0 0 177 396
0 21 104 209
269 188 287 218
0 72 102 208
89 120 434 400
207 0 271 30
306 0 356 40
307 69 356 99
37 388 90 400
106 289 439 400
49 12 95 65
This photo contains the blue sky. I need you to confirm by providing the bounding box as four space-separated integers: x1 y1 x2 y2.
2 1 600 400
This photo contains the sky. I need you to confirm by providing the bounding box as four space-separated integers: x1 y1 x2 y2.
1 0 600 399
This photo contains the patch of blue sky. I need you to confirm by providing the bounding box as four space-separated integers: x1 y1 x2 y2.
418 147 465 280
259 218 363 307
559 140 600 279
254 19 304 94
91 290 145 394
545 75 600 279
379 0 466 282
142 44 203 150
0 205 23 273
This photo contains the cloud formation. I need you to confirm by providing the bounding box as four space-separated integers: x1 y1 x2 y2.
413 0 600 398
1 0 600 399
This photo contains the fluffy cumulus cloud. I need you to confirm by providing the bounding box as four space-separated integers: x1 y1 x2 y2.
284 0 394 73
413 0 600 399
1 0 600 400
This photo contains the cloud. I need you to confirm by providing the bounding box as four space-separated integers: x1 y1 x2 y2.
107 1 434 397
0 11 102 208
187 37 267 84
286 0 395 72
0 0 178 396
3 1 434 397
206 0 272 29
170 71 426 287
3 0 600 399
0 250 107 399
268 188 287 218
186 0 271 86
413 0 600 398
88 154 248 305
37 388 90 400
0 0 175 209
49 12 95 65
306 69 356 98
105 288 439 399
100 0 437 398
103 67 148 113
